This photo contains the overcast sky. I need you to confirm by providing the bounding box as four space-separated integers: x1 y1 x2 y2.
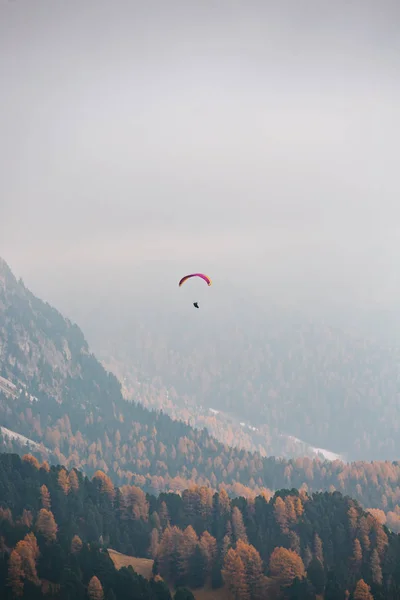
1 0 400 316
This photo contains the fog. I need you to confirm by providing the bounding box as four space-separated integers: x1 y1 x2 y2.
1 0 400 325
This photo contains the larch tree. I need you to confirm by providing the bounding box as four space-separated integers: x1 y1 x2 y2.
294 496 304 517
7 550 24 597
372 522 388 558
217 488 231 516
58 468 71 495
40 484 51 509
274 496 288 531
87 575 104 600
222 533 232 558
353 579 374 600
269 547 306 588
119 485 149 520
352 538 363 571
199 531 217 577
93 470 115 500
236 539 264 598
36 508 58 543
14 535 40 586
366 508 386 525
284 496 297 523
370 549 382 585
222 548 250 600
179 526 198 580
231 506 248 543
68 469 79 492
149 528 160 559
71 535 83 554
157 526 175 581
358 516 372 552
313 533 324 565
20 509 33 528
348 505 359 533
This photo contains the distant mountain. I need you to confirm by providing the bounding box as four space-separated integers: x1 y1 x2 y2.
3 256 400 526
1 452 400 600
81 279 400 463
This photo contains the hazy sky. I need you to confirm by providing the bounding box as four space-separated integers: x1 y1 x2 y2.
1 0 400 315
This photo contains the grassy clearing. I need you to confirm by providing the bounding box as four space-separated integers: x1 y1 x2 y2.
107 549 154 579
107 549 231 599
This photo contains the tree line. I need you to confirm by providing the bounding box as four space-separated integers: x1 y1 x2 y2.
1 453 400 599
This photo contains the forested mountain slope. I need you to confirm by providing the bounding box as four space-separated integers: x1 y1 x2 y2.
83 280 400 462
1 453 399 600
2 257 400 527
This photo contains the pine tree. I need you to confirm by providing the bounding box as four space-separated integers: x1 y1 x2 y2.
174 588 195 600
188 544 206 588
306 557 325 594
22 454 40 469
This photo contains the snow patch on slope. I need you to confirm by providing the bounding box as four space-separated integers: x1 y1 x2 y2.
0 426 47 452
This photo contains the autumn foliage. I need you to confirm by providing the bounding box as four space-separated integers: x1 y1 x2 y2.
88 575 104 600
0 453 399 599
269 546 306 587
35 509 57 543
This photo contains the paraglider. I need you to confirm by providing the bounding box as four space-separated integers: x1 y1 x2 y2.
178 273 212 287
178 273 212 309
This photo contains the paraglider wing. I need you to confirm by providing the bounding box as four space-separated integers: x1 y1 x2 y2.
178 273 212 287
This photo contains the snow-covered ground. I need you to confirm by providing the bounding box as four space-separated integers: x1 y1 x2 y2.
286 434 344 462
0 426 47 452
311 446 343 462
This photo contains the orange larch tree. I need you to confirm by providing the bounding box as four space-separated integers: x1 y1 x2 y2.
7 550 24 597
35 508 58 543
40 484 51 509
269 546 306 588
87 575 104 600
231 506 248 544
222 547 250 600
